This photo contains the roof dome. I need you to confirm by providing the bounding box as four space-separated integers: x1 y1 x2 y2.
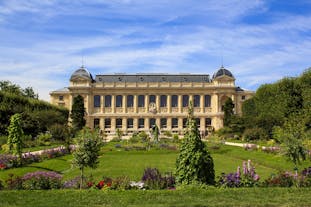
212 66 234 79
70 66 93 81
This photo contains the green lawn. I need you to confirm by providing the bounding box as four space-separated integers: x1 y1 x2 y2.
1 143 310 182
0 188 311 207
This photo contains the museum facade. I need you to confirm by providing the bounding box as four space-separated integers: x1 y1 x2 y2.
50 66 253 138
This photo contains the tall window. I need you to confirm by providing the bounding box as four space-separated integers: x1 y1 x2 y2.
138 118 144 128
127 95 134 107
94 118 100 129
182 95 189 107
127 118 133 128
172 118 178 128
204 95 211 107
205 118 212 127
160 95 167 107
182 118 187 128
160 118 167 128
171 95 178 107
104 118 111 128
94 95 101 107
116 95 122 107
149 95 156 104
59 96 64 101
149 118 156 128
193 95 200 107
116 118 122 128
195 118 200 128
138 95 145 107
105 95 111 107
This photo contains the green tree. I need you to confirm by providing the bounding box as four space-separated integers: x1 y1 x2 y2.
22 87 38 99
0 80 22 95
72 128 101 189
175 102 215 185
70 95 86 133
223 98 235 127
7 113 24 162
273 114 307 166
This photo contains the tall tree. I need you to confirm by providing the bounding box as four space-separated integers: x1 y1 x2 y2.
223 98 234 127
22 87 38 99
175 102 215 185
7 113 24 162
72 128 101 189
70 95 86 133
0 80 22 95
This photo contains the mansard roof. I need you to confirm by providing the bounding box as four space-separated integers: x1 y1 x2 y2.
95 73 211 83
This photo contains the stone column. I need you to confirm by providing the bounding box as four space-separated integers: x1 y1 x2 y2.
100 117 104 131
189 94 193 105
134 95 138 113
178 118 183 135
212 93 219 113
122 118 127 133
167 117 172 130
178 95 182 113
111 118 116 133
145 95 149 112
200 95 204 113
111 95 115 113
156 95 160 111
122 95 126 113
100 95 104 113
167 95 171 113
145 118 150 130
133 118 138 131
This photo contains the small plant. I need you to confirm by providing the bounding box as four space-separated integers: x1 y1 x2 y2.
111 176 131 190
141 167 175 189
5 174 23 190
22 171 62 190
36 132 52 146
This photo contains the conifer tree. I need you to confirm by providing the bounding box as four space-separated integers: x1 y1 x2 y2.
70 95 86 133
175 102 215 185
223 98 234 127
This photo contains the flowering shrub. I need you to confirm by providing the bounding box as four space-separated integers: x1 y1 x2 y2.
217 160 260 188
22 171 62 190
243 144 258 151
261 146 281 154
263 172 296 187
110 176 131 190
0 147 70 170
141 168 175 189
63 176 81 189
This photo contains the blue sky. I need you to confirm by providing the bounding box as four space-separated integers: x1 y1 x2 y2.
1 0 311 101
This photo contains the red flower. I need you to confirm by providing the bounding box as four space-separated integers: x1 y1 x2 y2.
96 180 105 189
87 182 93 187
0 163 6 169
107 183 111 187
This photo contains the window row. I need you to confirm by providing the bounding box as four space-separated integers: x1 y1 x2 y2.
94 95 211 108
94 118 212 129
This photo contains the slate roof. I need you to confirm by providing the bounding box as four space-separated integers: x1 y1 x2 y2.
95 74 211 83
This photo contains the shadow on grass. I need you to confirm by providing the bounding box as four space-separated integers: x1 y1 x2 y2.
28 166 62 174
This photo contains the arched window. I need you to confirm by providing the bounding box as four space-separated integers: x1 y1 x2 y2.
138 118 145 128
127 95 134 107
172 118 178 128
182 95 189 107
160 118 167 128
127 118 133 128
94 118 100 129
116 118 122 128
105 95 111 107
193 95 200 107
104 118 111 128
204 95 211 107
160 95 167 107
116 95 123 107
94 95 100 107
149 95 156 104
149 118 156 128
138 95 145 107
171 95 178 107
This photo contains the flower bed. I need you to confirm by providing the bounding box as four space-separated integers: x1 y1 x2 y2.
0 146 70 170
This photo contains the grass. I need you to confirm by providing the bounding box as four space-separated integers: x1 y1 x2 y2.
0 188 311 207
1 142 310 182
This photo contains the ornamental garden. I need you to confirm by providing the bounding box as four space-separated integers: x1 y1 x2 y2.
0 69 311 206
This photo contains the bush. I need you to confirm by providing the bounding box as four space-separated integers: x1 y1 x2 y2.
0 135 7 146
36 132 52 146
22 171 62 190
49 124 68 141
129 134 140 143
5 174 23 190
163 131 172 138
141 168 175 189
263 172 295 187
111 176 131 190
243 127 268 141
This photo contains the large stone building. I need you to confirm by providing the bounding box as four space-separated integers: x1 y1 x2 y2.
50 66 253 138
